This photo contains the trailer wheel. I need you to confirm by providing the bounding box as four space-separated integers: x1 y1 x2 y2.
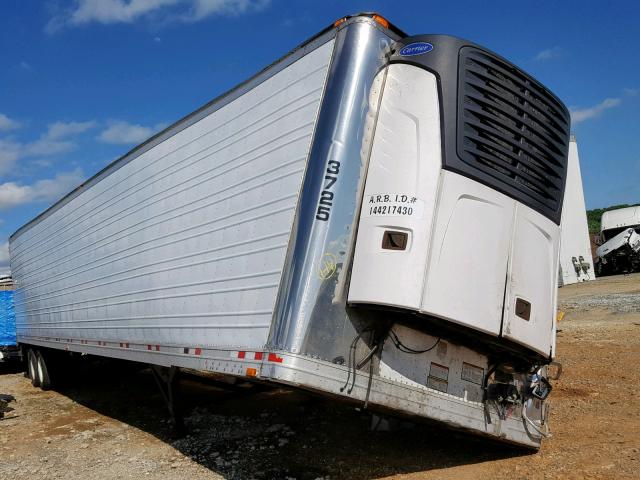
27 349 41 388
35 350 52 390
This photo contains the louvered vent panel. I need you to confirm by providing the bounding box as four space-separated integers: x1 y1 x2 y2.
457 47 570 220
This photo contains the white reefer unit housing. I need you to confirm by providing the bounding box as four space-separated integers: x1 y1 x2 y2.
349 36 570 359
557 137 594 285
10 14 570 449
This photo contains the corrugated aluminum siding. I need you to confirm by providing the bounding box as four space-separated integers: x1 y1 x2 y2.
10 40 334 350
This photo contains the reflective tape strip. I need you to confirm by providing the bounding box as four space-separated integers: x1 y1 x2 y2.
268 353 283 363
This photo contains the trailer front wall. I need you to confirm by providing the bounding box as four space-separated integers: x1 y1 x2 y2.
10 40 334 350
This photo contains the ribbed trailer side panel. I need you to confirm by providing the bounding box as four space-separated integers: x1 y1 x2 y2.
10 40 334 350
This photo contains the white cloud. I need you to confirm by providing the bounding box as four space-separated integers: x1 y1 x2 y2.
185 0 269 21
70 0 180 25
27 120 97 156
46 0 269 31
24 139 76 157
534 46 564 61
0 120 96 175
570 98 621 124
46 120 97 140
624 88 639 96
98 120 164 144
0 113 21 132
0 139 23 175
0 169 85 211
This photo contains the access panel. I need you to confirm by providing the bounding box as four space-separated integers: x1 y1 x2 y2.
348 63 442 309
502 203 559 356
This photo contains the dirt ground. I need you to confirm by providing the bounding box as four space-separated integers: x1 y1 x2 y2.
1 273 639 480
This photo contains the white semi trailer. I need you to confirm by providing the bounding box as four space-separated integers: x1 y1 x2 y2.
9 13 570 449
558 137 594 285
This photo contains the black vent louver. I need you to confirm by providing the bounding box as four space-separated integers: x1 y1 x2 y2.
457 47 570 222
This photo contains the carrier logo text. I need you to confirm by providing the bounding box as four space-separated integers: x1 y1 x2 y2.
399 42 434 56
315 160 340 221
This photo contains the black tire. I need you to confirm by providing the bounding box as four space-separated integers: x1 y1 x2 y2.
27 349 40 388
35 350 52 390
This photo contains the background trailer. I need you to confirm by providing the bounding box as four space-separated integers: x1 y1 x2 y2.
9 13 569 448
0 276 18 362
558 137 594 285
596 205 640 275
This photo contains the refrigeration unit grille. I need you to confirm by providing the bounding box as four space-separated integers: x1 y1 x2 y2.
457 46 570 222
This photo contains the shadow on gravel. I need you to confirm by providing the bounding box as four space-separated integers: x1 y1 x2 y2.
53 358 530 479
0 361 23 375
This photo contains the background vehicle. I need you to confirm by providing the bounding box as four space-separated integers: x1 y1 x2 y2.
595 206 640 275
9 13 570 448
0 275 19 364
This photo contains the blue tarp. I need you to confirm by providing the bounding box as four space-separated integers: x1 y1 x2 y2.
0 290 16 347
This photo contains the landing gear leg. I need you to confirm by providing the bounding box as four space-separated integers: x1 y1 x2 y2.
150 365 186 438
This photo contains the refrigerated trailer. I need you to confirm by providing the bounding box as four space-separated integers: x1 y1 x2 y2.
9 13 570 449
558 137 594 285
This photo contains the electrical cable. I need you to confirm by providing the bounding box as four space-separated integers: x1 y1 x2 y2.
363 349 376 409
341 327 439 409
522 405 552 438
362 338 385 409
339 332 358 393
356 343 379 370
482 363 500 425
388 329 440 354
340 329 371 394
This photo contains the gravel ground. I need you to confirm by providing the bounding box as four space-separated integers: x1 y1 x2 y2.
561 292 640 313
1 273 639 479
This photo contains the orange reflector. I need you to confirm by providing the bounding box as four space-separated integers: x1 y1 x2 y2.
372 15 389 29
246 367 257 377
333 17 347 28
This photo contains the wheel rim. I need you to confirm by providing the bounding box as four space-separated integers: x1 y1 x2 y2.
28 353 36 379
37 355 44 384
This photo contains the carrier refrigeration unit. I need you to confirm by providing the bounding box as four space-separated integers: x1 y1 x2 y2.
9 13 569 449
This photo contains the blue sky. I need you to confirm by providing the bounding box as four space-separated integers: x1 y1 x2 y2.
1 0 639 273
